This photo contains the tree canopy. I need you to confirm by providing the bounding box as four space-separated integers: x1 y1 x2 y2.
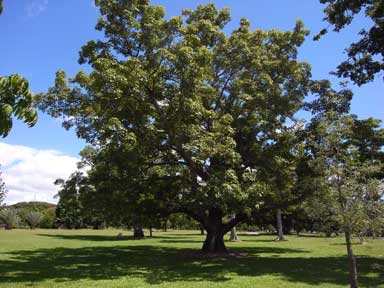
317 0 384 85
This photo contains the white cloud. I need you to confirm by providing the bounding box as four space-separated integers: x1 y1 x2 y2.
0 142 78 205
25 0 48 17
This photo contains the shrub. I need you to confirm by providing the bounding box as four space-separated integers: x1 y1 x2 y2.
40 207 57 228
0 208 20 229
25 211 43 229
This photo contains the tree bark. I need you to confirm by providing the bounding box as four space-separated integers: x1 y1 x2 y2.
345 227 359 288
275 208 285 241
133 223 144 239
163 219 167 232
201 208 227 253
336 169 358 288
202 230 227 253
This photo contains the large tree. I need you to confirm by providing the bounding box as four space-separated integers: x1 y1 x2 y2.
39 0 347 252
316 0 384 85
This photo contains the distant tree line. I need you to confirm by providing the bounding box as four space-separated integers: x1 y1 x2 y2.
0 202 56 229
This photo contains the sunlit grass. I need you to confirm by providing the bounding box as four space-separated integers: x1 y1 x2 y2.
0 229 383 287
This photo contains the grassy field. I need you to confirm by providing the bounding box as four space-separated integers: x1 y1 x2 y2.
0 229 383 287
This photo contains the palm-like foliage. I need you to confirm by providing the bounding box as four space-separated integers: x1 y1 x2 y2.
0 208 20 229
25 211 43 229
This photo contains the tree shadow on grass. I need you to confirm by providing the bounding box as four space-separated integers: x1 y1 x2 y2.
238 233 326 243
163 232 203 236
237 233 276 242
0 244 383 287
296 234 323 238
159 239 206 244
239 239 278 243
37 234 177 242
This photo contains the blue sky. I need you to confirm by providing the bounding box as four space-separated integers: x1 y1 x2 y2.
0 0 383 203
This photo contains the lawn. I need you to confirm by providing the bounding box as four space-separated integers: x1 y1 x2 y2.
0 229 383 287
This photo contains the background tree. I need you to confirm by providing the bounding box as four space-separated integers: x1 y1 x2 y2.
228 214 239 241
348 117 384 241
0 208 20 230
11 201 56 228
302 77 384 287
168 213 200 230
298 190 342 237
77 144 160 237
11 201 56 211
55 173 87 229
250 80 349 240
0 165 6 205
255 122 308 241
316 0 384 85
315 113 384 288
55 143 167 235
39 206 57 228
25 211 43 229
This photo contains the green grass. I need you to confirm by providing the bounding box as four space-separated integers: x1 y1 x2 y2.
0 229 383 287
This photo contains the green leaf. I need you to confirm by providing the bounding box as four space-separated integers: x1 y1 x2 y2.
1 104 13 116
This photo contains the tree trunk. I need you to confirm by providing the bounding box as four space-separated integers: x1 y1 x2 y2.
163 219 167 232
201 208 227 253
133 223 144 239
336 170 358 288
229 215 239 242
199 223 205 235
275 209 285 241
345 227 359 288
149 225 153 237
202 231 226 253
